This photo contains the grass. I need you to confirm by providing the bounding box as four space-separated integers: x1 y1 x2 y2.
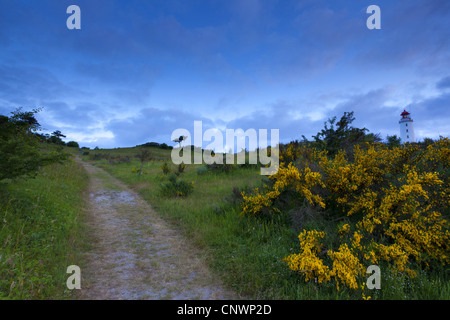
1 143 446 299
0 156 89 299
83 146 449 300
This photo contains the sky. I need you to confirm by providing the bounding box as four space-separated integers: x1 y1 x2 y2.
0 0 449 149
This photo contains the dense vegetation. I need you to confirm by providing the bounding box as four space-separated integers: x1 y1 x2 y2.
243 139 449 298
240 113 448 298
0 109 70 181
1 109 88 299
85 111 449 299
0 160 89 299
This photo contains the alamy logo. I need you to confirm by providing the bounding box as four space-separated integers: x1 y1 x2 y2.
66 265 81 289
66 5 81 30
366 5 381 30
366 265 381 289
171 121 279 175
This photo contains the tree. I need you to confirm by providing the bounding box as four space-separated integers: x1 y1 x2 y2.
0 108 69 181
66 141 79 148
52 130 66 138
421 137 435 148
47 130 66 146
386 134 401 148
135 149 152 175
309 111 369 156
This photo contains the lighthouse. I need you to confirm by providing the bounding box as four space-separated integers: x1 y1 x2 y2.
399 109 416 143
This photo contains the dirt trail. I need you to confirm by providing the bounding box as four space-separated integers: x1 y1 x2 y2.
76 159 236 300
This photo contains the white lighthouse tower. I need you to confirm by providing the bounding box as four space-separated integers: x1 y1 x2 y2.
399 109 415 143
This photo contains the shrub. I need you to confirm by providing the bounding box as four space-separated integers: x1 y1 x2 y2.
141 142 160 148
111 155 130 164
303 111 376 157
160 143 171 150
137 142 173 150
241 138 449 293
89 153 111 161
159 174 194 198
135 149 152 175
66 141 79 148
206 162 235 174
196 166 209 175
0 108 69 181
175 163 186 176
223 185 253 207
161 161 171 175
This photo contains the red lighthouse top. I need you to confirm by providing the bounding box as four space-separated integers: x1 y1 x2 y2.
401 110 410 118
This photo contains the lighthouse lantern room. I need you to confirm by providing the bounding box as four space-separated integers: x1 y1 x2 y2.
399 109 416 143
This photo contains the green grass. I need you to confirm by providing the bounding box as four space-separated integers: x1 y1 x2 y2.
0 157 89 299
2 144 446 300
83 146 449 300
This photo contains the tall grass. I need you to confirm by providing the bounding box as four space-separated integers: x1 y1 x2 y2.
0 158 89 299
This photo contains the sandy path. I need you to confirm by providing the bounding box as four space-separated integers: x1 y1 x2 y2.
76 159 236 300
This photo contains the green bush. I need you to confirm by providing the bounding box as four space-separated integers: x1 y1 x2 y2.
206 162 235 174
0 108 69 181
175 163 186 176
66 141 79 148
159 174 194 197
196 166 209 175
161 161 171 175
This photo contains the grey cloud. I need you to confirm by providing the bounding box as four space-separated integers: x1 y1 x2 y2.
353 0 450 72
225 84 450 145
226 100 325 144
0 65 65 102
331 88 396 130
436 76 450 90
105 107 217 148
406 92 450 139
327 85 450 141
42 101 112 127
0 64 86 114
75 62 161 86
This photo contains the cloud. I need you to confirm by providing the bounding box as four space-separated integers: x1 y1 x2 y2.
225 99 331 145
406 91 450 139
328 82 450 140
75 62 160 86
0 64 83 112
105 107 217 148
1 0 449 149
352 0 450 73
41 101 112 128
436 76 450 90
331 87 397 131
225 81 450 145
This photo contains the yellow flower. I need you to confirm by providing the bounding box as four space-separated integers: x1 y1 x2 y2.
260 138 448 290
339 224 350 237
362 293 371 300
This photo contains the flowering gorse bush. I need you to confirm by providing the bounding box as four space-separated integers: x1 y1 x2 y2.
241 138 449 291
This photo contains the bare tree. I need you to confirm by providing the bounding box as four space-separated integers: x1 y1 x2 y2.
136 149 152 175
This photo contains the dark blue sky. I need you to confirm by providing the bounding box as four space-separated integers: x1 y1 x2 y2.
1 0 449 148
